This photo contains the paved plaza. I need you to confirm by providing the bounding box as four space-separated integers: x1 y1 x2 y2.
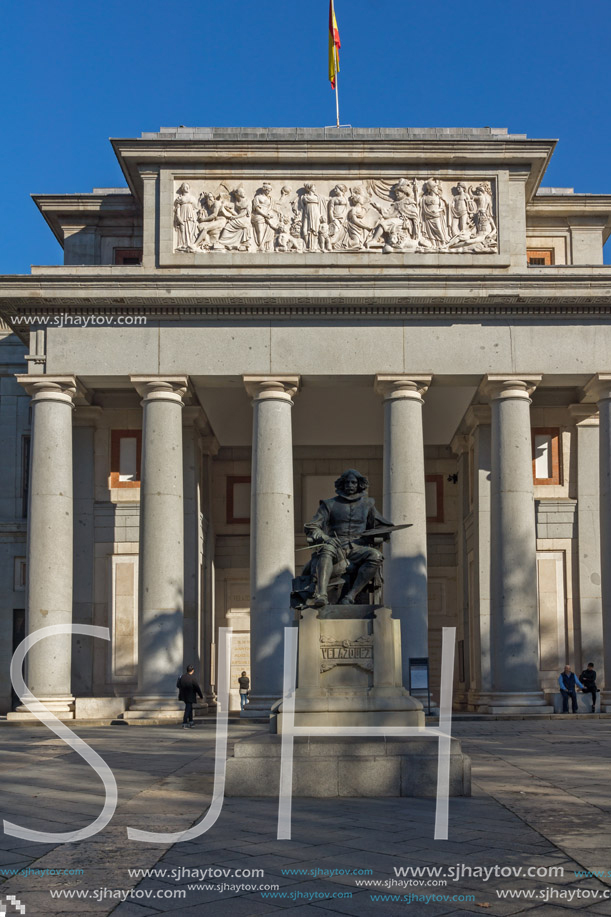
0 718 611 916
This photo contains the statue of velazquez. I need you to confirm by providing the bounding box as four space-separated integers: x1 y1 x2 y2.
291 469 396 609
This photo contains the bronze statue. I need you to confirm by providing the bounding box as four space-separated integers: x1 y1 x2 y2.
291 469 407 609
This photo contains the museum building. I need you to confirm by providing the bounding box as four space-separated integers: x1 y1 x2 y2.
0 126 610 718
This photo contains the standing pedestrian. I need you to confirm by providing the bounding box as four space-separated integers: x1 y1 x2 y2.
579 663 599 713
558 664 584 714
177 665 203 728
238 671 250 710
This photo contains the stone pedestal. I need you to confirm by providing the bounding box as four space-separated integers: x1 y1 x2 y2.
275 605 423 732
8 377 78 721
223 604 473 799
225 735 471 798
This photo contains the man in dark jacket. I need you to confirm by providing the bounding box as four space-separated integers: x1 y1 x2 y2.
558 665 584 714
177 666 203 728
580 663 598 713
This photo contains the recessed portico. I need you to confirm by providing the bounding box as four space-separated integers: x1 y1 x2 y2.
1 126 610 721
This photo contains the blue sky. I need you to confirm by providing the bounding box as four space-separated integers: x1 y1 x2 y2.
1 0 610 272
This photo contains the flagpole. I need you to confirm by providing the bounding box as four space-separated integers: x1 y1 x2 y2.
335 72 340 127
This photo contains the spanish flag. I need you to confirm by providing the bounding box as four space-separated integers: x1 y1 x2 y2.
329 0 341 89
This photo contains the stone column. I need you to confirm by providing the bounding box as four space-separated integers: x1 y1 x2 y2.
242 375 300 718
11 376 78 718
127 376 188 717
375 375 431 687
460 405 493 712
200 434 219 708
582 375 611 710
451 433 470 707
484 375 550 712
72 406 103 699
569 404 602 679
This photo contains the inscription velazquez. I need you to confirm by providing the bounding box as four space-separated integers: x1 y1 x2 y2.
321 645 373 660
319 634 374 673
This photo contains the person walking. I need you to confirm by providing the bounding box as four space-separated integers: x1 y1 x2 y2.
177 665 203 728
579 663 599 713
558 664 584 714
238 671 250 710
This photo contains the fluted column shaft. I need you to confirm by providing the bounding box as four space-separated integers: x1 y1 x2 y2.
243 375 299 716
376 375 431 686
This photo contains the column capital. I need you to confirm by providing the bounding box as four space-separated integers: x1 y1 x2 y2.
73 405 104 427
581 373 611 405
451 433 470 456
130 375 189 404
199 433 220 457
568 403 599 427
243 375 300 403
480 374 542 401
464 403 492 430
182 404 211 432
374 374 432 400
16 374 83 406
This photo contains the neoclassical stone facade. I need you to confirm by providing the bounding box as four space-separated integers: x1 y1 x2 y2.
0 126 610 717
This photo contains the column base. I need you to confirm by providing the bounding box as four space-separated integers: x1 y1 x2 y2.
469 691 553 715
7 695 75 720
600 691 611 713
124 696 184 721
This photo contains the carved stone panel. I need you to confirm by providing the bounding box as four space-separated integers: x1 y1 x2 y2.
320 633 374 673
172 178 497 255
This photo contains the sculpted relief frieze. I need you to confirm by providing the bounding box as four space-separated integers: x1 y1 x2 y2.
172 177 498 255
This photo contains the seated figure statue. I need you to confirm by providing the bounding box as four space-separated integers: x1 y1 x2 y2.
291 469 393 608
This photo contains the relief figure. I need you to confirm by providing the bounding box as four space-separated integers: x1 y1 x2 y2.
370 178 421 250
344 186 375 250
174 182 198 251
420 179 450 247
251 182 277 252
193 192 226 249
299 183 325 251
218 186 253 251
327 184 349 248
450 182 475 235
275 216 303 252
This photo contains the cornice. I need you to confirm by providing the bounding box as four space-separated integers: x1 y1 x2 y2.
111 137 556 203
1 271 610 313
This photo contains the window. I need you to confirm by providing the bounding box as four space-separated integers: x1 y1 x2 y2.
110 430 142 488
227 476 251 523
114 248 142 265
532 428 561 485
425 474 444 523
527 249 554 266
13 557 26 591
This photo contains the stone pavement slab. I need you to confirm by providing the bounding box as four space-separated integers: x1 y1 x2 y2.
0 720 611 915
